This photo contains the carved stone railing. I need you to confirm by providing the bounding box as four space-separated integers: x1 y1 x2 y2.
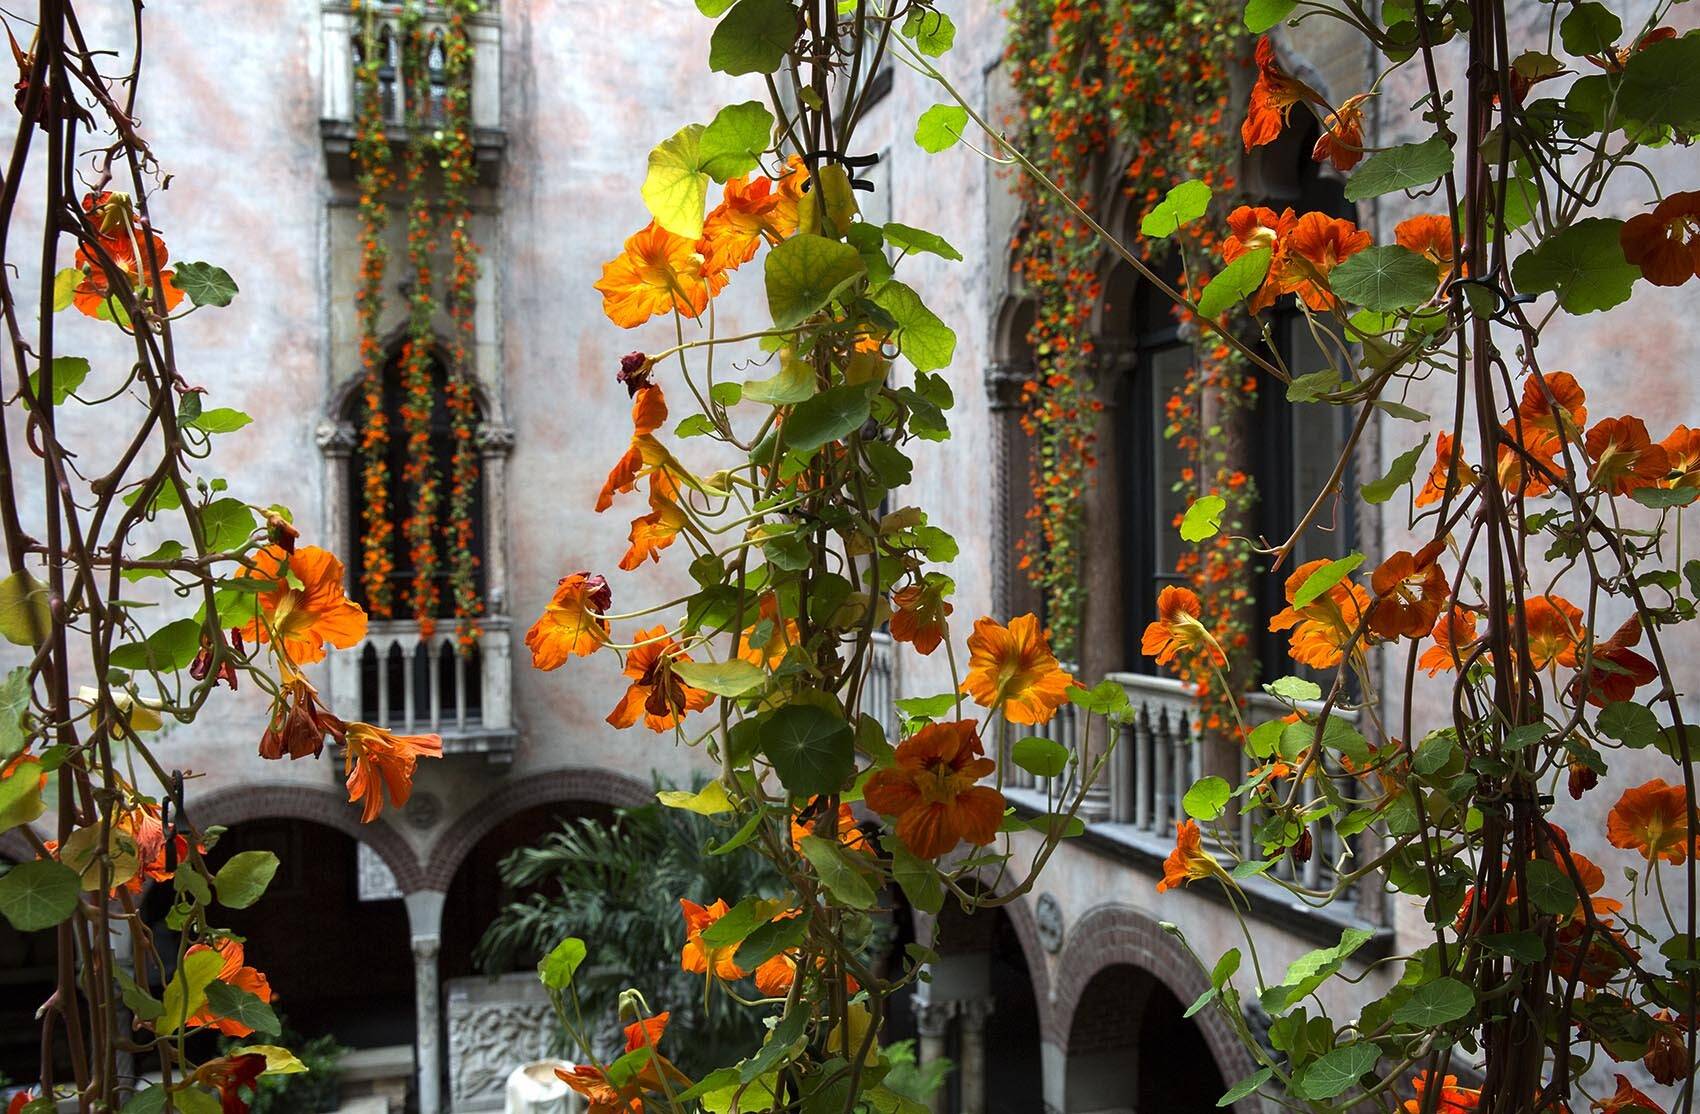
1003 672 1382 931
444 972 558 1113
326 617 516 763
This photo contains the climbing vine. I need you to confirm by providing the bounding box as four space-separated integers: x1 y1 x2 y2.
441 0 483 646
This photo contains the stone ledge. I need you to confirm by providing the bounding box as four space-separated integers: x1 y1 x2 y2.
320 119 507 186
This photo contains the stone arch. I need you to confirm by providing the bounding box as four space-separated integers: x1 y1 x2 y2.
911 880 1053 1018
420 766 652 892
1049 903 1261 1112
193 782 426 893
326 324 501 428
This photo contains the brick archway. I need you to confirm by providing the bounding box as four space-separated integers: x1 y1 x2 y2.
419 767 652 892
193 782 425 893
1048 903 1261 1113
911 879 1053 1014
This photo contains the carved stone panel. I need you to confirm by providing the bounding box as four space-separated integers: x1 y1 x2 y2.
446 973 560 1112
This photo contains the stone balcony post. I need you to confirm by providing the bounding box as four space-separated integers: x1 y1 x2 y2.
912 998 958 1114
957 998 996 1114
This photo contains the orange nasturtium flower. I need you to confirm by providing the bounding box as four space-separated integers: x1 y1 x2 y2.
619 471 688 571
1141 585 1225 667
1660 424 1700 489
1222 205 1297 313
259 675 344 760
1593 1074 1666 1114
961 614 1076 724
594 220 715 328
1156 818 1230 893
1276 212 1372 310
1241 36 1322 150
1620 189 1700 288
556 1013 689 1114
343 721 442 823
1577 616 1657 707
1607 778 1696 865
863 719 1005 859
1312 94 1370 172
1268 558 1371 669
791 802 869 853
242 545 368 667
679 898 746 981
185 937 274 1037
1419 606 1480 676
525 572 612 670
598 384 672 513
1368 541 1449 640
1395 214 1456 273
607 626 712 732
1517 371 1588 441
700 173 784 275
1585 416 1670 495
192 1053 267 1114
1401 1072 1481 1114
70 192 185 319
889 577 954 655
1522 595 1583 670
767 154 809 238
738 592 799 669
1415 431 1472 508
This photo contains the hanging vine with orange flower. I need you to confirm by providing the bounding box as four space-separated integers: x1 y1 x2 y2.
352 1 396 617
441 0 482 647
398 6 442 635
1006 0 1256 723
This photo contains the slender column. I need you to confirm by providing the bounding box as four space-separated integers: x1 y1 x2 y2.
476 421 515 615
984 360 1034 620
957 998 996 1114
912 999 957 1114
315 420 356 562
406 890 447 1114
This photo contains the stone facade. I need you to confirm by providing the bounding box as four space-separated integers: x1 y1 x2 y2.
3 1 1695 1112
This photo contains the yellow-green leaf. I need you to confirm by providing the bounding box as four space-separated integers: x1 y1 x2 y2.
642 123 709 239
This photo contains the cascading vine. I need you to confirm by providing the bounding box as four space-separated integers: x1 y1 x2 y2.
350 1 483 642
353 1 397 617
1006 0 1257 723
441 0 483 647
398 8 443 636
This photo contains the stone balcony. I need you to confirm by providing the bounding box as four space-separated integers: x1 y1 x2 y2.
326 617 517 764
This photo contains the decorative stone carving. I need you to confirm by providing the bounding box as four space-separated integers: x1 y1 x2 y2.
405 790 444 831
983 359 1030 412
477 421 517 456
1036 892 1064 954
447 973 560 1112
316 418 357 455
357 841 403 902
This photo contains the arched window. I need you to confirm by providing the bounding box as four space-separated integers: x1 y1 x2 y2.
1118 255 1194 674
342 343 488 614
1248 115 1358 678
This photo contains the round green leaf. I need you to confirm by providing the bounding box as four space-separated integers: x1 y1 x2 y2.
765 233 866 329
708 0 797 76
1180 495 1227 542
760 703 855 796
673 659 767 697
1330 245 1439 311
782 383 873 453
1141 180 1213 239
1343 137 1453 202
1511 218 1638 314
1243 0 1295 31
538 936 588 989
1011 736 1070 778
173 262 238 308
798 834 875 908
214 850 280 909
870 280 956 371
914 104 968 153
0 570 52 648
0 859 80 931
1197 247 1271 317
1290 1042 1378 1100
700 101 775 182
1361 435 1431 504
1391 977 1476 1026
1182 776 1232 822
642 123 709 239
901 7 956 55
1292 552 1365 608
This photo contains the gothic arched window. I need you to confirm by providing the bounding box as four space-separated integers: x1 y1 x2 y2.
341 344 488 615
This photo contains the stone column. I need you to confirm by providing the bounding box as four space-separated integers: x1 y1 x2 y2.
315 419 356 570
476 421 515 616
1076 340 1134 820
912 999 957 1114
957 998 996 1114
984 360 1035 620
406 890 447 1114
